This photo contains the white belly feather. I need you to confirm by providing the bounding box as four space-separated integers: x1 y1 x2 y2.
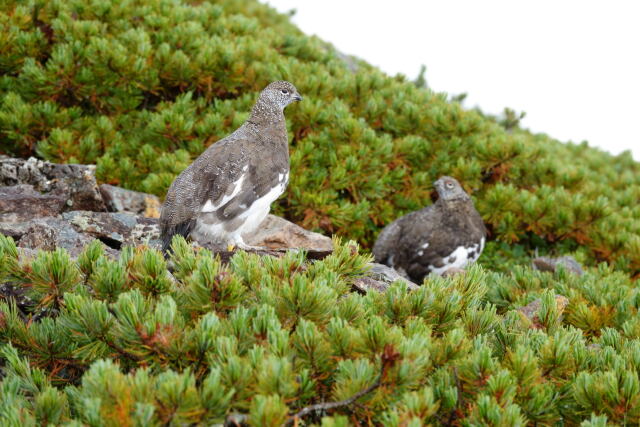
237 178 287 236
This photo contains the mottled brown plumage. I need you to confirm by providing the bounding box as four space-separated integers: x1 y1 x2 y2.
160 81 302 252
373 176 486 282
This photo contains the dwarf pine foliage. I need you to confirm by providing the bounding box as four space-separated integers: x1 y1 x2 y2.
2 234 640 425
2 0 640 425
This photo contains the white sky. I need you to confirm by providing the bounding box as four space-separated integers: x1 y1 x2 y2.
265 0 640 160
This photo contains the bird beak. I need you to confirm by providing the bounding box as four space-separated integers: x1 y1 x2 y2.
293 94 303 102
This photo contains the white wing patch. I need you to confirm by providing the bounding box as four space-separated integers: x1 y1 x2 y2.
201 174 245 212
429 246 470 275
417 242 429 257
469 237 485 263
429 237 485 276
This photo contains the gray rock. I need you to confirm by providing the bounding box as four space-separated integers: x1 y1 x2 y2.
17 217 97 258
351 276 394 293
517 295 569 329
62 211 160 249
0 281 33 320
367 263 417 285
16 217 119 259
7 210 159 259
127 217 161 248
0 184 39 196
0 156 105 212
532 255 584 276
0 221 31 241
244 214 333 252
0 185 67 222
351 263 420 293
99 184 161 218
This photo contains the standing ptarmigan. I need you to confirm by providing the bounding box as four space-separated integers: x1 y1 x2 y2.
372 176 486 282
160 81 302 252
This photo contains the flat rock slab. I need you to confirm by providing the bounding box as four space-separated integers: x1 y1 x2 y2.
99 184 161 218
0 156 105 212
189 215 334 262
532 255 584 276
0 185 67 222
244 214 333 253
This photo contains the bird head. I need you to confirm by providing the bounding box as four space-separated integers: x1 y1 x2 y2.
434 176 471 202
259 81 303 110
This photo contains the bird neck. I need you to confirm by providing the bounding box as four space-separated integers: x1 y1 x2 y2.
439 198 472 211
248 98 286 129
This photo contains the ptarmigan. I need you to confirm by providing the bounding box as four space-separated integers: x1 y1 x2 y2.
372 176 486 282
160 81 302 252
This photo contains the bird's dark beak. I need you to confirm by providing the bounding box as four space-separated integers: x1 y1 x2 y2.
293 94 303 102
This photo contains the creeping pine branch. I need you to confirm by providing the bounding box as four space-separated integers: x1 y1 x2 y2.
285 344 401 426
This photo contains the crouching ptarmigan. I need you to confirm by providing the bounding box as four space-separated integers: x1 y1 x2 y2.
160 81 302 252
373 176 486 282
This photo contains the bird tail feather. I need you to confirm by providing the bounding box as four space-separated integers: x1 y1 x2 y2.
161 219 196 256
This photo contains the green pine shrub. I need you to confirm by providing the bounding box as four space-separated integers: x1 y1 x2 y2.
1 0 639 275
2 235 640 424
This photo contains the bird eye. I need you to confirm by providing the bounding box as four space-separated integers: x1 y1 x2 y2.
446 182 454 188
281 89 289 94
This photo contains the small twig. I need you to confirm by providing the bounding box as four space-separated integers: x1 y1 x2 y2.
446 366 463 425
287 376 382 424
453 367 462 396
285 344 400 426
105 339 143 362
